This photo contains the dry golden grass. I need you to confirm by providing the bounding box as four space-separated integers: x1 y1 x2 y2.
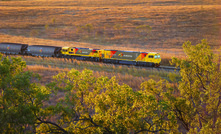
0 0 220 50
0 0 220 66
2 54 176 89
26 64 168 91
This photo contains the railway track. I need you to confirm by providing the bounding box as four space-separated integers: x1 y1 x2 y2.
33 57 179 72
132 65 179 72
159 66 180 71
2 54 179 72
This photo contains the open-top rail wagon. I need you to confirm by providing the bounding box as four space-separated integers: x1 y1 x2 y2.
0 42 28 55
27 45 62 57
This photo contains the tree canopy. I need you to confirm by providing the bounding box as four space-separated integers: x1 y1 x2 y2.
0 55 51 133
170 39 221 133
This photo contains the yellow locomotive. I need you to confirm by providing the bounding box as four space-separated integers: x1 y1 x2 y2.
61 47 161 67
61 47 103 61
102 50 161 67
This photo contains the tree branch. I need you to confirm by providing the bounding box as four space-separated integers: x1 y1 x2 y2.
135 128 167 134
174 105 189 131
37 117 68 134
195 63 208 91
88 115 113 134
190 96 202 130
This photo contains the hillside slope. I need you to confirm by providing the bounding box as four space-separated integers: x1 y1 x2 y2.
0 0 220 51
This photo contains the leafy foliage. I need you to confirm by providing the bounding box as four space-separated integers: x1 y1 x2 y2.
171 39 221 133
0 54 51 133
42 69 177 133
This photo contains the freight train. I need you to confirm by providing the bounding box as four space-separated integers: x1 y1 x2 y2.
0 42 161 67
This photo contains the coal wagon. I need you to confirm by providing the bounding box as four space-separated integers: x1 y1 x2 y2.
0 42 28 55
27 45 62 57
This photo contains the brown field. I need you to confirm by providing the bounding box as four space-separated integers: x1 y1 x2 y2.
0 0 220 67
0 0 220 50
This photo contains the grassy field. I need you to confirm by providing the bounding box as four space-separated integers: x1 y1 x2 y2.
3 54 179 90
0 0 220 78
0 0 220 51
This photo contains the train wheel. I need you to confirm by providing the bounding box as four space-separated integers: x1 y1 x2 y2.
95 58 99 62
155 63 160 67
54 53 58 58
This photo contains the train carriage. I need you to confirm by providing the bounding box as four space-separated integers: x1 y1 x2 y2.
27 45 62 57
0 42 28 55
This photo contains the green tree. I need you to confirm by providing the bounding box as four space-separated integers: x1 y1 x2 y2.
170 39 221 133
0 54 51 133
42 69 177 133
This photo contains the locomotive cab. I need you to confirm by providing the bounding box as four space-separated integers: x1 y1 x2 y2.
61 47 70 56
144 52 161 67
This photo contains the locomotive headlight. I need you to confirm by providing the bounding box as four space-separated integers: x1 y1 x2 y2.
154 55 158 59
158 55 160 58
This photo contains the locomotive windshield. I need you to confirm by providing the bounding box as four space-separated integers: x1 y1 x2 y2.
148 55 154 58
154 54 161 59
